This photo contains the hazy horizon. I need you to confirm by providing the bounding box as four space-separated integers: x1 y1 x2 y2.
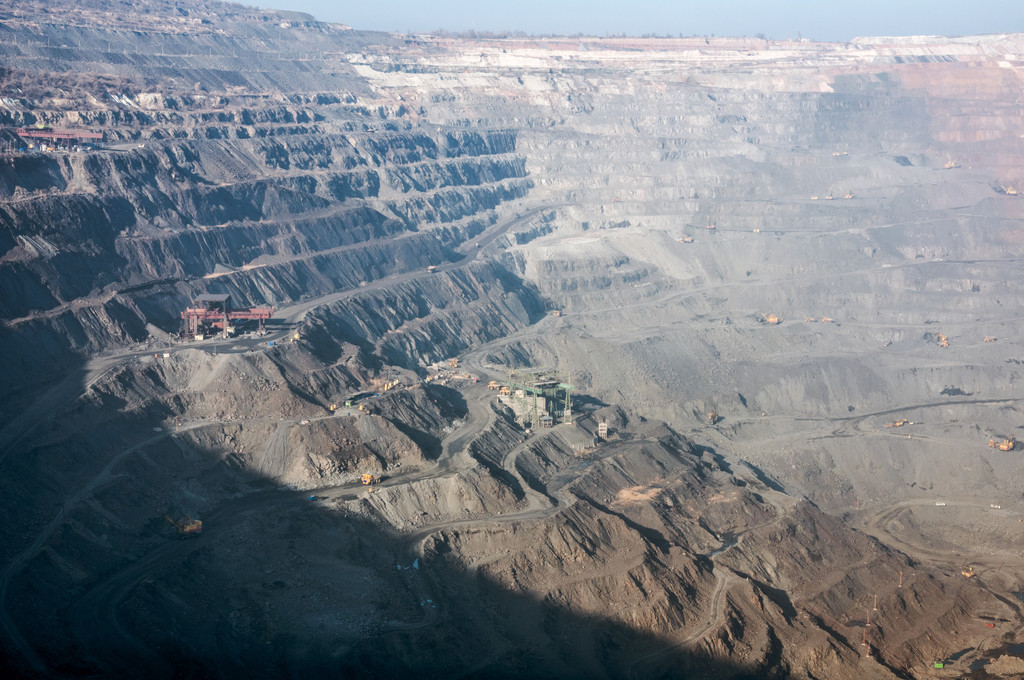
244 0 1023 42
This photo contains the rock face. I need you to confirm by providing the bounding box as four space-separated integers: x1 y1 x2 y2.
2 0 1024 678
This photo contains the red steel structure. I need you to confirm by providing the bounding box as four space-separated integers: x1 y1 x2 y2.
14 127 104 144
181 294 272 337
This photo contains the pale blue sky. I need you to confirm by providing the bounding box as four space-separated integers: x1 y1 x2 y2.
246 0 1022 41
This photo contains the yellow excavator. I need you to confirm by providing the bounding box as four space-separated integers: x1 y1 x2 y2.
361 473 381 485
988 436 1015 451
760 312 781 325
164 514 202 538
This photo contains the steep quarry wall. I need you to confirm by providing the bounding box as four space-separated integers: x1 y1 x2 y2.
0 67 534 402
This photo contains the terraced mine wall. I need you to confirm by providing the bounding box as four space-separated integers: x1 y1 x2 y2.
0 88 533 406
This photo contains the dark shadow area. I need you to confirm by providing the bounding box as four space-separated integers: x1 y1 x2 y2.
577 494 674 554
739 573 798 622
693 444 733 474
568 393 610 412
469 450 528 504
735 458 787 494
385 384 466 461
514 457 560 505
261 318 293 331
0 363 762 680
424 384 468 419
0 324 95 427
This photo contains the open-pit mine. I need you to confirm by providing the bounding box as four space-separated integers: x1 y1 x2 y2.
2 1 1024 678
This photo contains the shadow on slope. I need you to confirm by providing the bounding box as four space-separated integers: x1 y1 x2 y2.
0 356 762 680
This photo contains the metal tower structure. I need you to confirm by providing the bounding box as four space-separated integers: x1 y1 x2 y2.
501 369 574 428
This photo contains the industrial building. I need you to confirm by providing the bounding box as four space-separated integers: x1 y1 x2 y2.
13 126 103 151
495 371 574 429
180 294 273 339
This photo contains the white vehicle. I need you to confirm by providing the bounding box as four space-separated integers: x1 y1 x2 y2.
935 502 946 506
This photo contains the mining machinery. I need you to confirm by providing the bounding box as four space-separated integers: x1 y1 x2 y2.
164 514 202 538
988 436 1015 451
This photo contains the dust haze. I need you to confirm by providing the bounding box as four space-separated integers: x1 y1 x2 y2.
1 1 1024 678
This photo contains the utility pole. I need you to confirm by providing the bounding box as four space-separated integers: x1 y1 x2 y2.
530 380 539 429
563 377 572 425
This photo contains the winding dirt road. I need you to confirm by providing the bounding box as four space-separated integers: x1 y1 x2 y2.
626 486 795 679
0 197 567 673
